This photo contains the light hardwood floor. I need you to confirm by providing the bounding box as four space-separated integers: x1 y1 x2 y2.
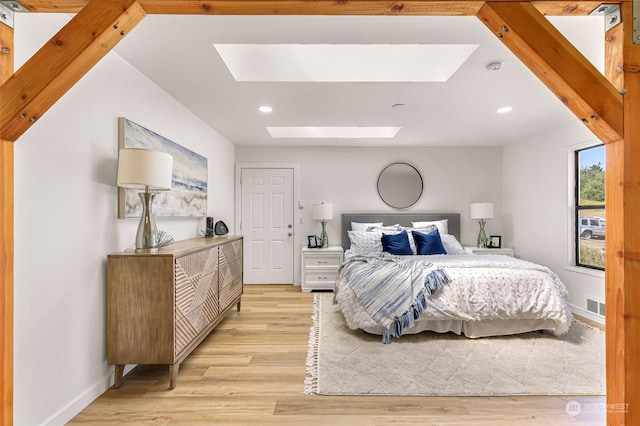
70 285 605 425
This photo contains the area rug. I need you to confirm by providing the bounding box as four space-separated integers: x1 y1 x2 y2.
304 293 605 396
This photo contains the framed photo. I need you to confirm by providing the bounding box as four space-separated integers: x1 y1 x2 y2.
489 235 502 248
307 235 319 248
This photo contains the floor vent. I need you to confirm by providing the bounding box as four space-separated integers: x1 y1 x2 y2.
586 297 604 316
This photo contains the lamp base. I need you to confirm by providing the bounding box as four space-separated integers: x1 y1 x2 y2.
319 220 329 248
135 247 159 253
136 192 160 251
476 219 487 248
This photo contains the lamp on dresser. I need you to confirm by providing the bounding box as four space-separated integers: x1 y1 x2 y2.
312 202 333 248
470 202 494 248
117 148 173 252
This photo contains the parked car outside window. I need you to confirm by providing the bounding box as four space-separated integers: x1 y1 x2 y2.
580 217 605 240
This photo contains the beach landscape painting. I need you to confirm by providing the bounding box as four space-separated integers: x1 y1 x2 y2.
118 117 208 218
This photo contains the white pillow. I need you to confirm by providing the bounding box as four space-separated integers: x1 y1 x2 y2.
347 229 418 255
351 221 383 232
440 233 465 255
405 230 417 255
367 224 401 232
400 225 436 233
347 230 384 254
412 219 449 235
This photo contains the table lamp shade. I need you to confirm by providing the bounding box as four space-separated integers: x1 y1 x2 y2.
117 148 173 190
312 203 333 221
470 202 494 220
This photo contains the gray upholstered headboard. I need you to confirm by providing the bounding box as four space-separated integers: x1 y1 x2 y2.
341 212 461 250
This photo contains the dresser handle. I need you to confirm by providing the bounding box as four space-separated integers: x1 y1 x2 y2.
317 260 328 264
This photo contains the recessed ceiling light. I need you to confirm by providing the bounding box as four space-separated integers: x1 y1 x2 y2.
214 44 479 82
258 105 273 113
266 126 402 139
497 106 513 114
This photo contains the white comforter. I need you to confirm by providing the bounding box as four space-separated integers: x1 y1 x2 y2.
334 254 573 336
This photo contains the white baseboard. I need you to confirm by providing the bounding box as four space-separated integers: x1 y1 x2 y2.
43 365 135 426
570 303 605 325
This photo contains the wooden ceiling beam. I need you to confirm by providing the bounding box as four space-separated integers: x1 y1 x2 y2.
19 0 605 16
0 0 146 141
605 4 640 424
137 0 485 16
477 1 623 144
605 11 625 92
532 1 604 15
0 20 14 426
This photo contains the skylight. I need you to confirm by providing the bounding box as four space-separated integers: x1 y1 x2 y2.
266 126 402 139
213 44 479 82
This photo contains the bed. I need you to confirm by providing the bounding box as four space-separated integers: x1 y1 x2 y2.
335 213 573 343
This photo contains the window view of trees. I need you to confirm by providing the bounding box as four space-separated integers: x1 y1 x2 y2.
580 164 605 204
576 145 605 270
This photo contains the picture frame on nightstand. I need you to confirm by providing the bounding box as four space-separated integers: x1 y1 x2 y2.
488 235 502 248
307 235 319 248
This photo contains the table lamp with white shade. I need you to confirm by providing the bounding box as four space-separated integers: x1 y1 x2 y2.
117 148 173 252
312 202 333 248
470 202 494 248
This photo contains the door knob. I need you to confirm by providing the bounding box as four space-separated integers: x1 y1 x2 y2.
288 224 293 228
288 232 293 236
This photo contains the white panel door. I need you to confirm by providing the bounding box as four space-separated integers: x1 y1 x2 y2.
241 168 294 284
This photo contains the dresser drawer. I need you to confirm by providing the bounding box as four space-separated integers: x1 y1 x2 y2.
176 246 219 276
304 255 341 268
305 269 338 283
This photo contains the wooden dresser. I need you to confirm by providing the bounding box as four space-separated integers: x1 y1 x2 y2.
107 236 243 389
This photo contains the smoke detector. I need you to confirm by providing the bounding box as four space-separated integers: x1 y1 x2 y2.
486 61 503 72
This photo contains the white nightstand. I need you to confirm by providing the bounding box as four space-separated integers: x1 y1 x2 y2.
301 246 344 292
464 246 515 257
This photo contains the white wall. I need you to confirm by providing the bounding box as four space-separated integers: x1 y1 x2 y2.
14 14 235 425
236 146 504 283
503 121 605 324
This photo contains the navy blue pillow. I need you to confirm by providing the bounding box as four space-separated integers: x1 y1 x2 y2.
381 230 413 255
412 228 447 255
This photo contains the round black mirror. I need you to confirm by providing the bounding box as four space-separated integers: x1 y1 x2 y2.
377 162 423 209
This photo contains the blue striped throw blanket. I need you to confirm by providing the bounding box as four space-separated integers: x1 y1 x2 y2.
336 254 451 343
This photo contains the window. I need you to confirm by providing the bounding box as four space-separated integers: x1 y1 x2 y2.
575 144 605 270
